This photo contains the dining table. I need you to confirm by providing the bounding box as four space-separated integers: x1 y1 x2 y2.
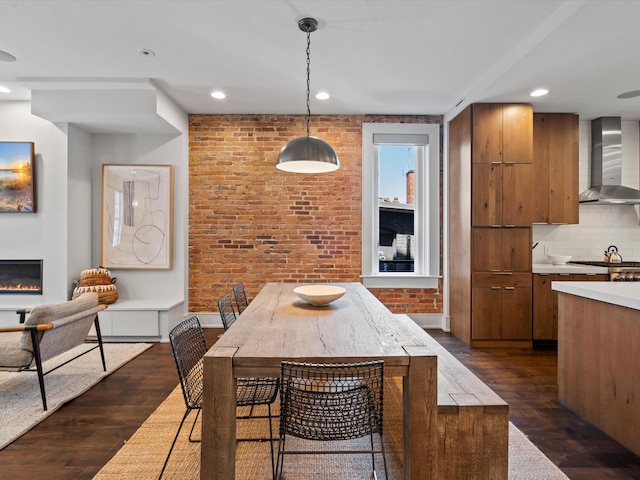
200 282 439 479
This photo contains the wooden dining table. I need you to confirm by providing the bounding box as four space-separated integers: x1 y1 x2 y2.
200 282 439 479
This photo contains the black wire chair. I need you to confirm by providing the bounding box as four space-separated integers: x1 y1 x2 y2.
161 316 280 479
160 316 207 479
217 293 237 330
233 282 250 314
276 360 388 480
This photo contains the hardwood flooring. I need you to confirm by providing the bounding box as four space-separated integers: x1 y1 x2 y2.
1 329 639 479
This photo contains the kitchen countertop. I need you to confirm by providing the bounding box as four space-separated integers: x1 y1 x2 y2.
532 263 609 274
552 281 640 311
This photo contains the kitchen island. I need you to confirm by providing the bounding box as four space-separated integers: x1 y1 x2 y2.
553 281 640 456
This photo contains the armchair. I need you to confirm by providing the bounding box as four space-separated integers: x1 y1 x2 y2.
0 292 107 410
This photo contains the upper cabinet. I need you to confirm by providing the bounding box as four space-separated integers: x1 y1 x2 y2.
532 113 579 224
472 104 533 227
472 103 533 164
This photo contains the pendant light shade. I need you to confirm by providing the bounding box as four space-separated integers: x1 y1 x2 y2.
276 17 339 173
276 136 339 173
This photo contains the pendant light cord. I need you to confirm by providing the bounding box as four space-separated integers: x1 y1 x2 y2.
305 25 312 137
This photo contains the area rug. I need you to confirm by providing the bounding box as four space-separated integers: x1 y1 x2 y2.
95 379 569 480
0 342 151 450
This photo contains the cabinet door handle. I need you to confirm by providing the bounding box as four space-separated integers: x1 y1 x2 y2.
491 224 502 228
494 271 513 275
490 286 501 290
491 161 502 165
504 224 516 228
504 286 515 290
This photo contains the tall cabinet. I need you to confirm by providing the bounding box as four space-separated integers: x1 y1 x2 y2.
449 103 533 347
532 113 579 224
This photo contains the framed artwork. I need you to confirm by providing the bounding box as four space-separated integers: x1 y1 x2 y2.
0 141 36 213
101 164 174 269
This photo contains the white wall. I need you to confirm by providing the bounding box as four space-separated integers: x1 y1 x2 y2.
0 91 189 326
0 101 77 319
533 120 640 263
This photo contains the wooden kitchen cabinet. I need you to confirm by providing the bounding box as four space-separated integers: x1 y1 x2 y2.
472 273 532 340
533 273 607 340
449 103 534 347
472 103 533 164
472 104 532 227
472 227 531 272
532 113 579 224
472 163 533 226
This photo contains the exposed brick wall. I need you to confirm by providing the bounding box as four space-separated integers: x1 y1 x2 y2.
189 114 443 314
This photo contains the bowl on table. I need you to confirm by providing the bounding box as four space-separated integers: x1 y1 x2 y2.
546 254 572 265
293 285 346 306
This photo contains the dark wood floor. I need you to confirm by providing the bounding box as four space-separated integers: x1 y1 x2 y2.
1 329 639 479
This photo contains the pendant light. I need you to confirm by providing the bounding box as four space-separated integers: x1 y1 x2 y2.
276 18 340 173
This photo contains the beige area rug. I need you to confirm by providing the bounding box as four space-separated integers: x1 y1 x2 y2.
0 342 152 450
95 379 569 480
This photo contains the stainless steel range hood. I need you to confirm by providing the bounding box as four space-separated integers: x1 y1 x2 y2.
579 116 640 204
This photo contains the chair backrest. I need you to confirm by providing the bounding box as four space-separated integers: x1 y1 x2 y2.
217 293 237 330
169 316 207 409
232 283 249 314
20 292 104 363
279 360 384 441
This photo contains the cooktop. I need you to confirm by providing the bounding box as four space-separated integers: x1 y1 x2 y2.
570 260 640 268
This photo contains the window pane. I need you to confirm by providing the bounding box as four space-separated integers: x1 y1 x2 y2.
377 145 417 273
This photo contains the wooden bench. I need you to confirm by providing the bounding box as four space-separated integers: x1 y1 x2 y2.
396 315 509 479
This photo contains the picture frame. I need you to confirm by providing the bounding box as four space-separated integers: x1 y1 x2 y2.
0 141 36 213
101 164 174 269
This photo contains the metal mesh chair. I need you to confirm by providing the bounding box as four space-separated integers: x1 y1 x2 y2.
161 316 280 479
276 360 388 480
233 282 250 314
160 316 206 479
217 293 237 330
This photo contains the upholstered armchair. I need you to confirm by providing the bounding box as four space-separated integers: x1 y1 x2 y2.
0 292 106 410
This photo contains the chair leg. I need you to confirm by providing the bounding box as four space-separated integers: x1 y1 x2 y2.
30 329 47 411
275 434 286 480
188 409 202 443
267 403 275 480
93 315 107 371
158 407 193 480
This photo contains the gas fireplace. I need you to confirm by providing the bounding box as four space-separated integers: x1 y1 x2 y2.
0 260 43 294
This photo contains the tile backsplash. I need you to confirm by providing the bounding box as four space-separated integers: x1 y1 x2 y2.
533 119 640 263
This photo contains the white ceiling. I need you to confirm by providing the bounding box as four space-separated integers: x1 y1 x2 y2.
1 0 640 121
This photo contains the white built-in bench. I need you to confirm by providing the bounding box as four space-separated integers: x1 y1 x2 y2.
92 298 184 342
396 315 509 479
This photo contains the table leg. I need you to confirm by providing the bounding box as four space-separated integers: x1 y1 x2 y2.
403 346 438 480
201 347 238 480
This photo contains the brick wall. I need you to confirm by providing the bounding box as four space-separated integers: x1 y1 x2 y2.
189 114 443 314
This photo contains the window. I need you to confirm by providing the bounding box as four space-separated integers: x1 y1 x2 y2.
362 123 440 288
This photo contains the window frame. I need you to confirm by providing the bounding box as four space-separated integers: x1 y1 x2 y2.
361 122 440 289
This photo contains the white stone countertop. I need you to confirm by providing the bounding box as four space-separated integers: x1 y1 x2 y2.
532 263 609 274
552 281 640 310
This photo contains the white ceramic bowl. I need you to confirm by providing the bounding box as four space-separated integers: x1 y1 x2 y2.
293 285 346 306
546 254 572 265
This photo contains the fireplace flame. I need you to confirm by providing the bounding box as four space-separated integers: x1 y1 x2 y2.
0 284 41 292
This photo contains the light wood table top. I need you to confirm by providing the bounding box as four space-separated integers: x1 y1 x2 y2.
214 282 430 375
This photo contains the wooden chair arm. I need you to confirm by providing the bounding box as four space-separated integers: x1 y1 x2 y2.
0 323 54 333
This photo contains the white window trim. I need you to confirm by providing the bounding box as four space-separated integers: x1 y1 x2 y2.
361 122 440 289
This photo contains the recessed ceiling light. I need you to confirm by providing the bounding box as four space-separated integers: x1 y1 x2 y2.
0 50 16 62
617 90 640 99
0 85 10 93
137 48 155 57
530 88 549 97
315 91 330 100
210 90 226 99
